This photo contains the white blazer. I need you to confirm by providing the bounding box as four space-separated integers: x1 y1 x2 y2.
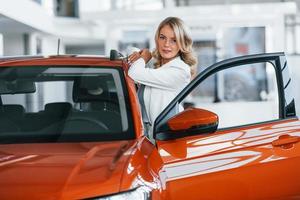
128 56 191 138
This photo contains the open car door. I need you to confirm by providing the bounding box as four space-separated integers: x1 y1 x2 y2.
154 53 300 200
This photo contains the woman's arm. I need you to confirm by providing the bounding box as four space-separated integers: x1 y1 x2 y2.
128 58 191 91
128 49 152 65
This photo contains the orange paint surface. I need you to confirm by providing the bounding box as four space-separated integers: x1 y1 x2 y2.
0 55 299 200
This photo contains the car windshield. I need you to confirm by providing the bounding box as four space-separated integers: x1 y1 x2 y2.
0 66 134 144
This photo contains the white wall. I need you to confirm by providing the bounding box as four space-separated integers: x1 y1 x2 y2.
1 1 296 56
2 33 65 56
41 34 65 55
79 0 110 13
3 33 25 56
41 0 55 16
81 2 296 55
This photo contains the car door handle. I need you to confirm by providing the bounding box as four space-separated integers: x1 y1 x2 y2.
272 134 300 147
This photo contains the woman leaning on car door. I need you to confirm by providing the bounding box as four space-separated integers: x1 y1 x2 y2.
128 16 197 141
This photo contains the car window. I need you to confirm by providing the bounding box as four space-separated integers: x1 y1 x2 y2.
182 62 279 128
0 66 134 144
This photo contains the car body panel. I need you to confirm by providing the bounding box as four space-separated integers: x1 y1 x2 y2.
124 73 144 139
154 52 300 200
119 137 163 190
0 53 299 199
0 141 137 200
157 119 300 199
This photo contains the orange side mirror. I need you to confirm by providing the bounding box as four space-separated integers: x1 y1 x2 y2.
168 107 218 131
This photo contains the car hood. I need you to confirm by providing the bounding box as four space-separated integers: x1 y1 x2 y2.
0 140 136 200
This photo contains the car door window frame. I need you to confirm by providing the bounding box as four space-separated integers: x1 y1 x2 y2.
153 52 296 139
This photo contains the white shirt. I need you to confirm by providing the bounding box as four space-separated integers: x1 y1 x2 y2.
128 56 191 138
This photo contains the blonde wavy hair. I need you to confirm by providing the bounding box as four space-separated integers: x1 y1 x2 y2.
152 17 197 77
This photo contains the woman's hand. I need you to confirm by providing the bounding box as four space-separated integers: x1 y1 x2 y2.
128 51 141 65
128 49 152 65
140 49 152 63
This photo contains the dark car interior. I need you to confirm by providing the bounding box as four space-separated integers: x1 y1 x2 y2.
0 67 126 143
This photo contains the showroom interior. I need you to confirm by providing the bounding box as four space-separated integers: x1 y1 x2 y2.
0 0 300 119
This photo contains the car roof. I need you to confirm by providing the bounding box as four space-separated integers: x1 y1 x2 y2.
0 55 124 67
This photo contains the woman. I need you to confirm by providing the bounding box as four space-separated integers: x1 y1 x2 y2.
128 17 197 140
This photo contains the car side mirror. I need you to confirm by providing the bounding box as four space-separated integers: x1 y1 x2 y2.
155 108 218 141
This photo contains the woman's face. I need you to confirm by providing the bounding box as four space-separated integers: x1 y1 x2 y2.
157 25 180 64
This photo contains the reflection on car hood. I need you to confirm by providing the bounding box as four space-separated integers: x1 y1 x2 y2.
0 140 136 200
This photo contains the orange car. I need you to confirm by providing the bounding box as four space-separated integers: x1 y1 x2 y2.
0 52 299 200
